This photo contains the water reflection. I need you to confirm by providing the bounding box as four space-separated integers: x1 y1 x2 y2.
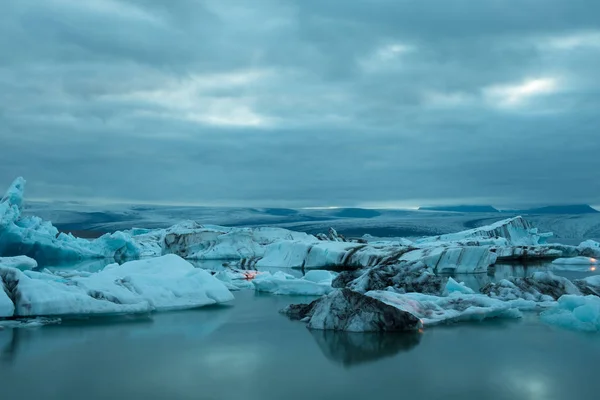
0 305 232 366
310 330 422 368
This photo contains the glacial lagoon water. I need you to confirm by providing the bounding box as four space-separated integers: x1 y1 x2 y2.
1 262 600 400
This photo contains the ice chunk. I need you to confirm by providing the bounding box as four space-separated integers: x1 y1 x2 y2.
0 255 233 317
367 290 522 326
552 256 599 271
444 277 475 295
578 240 600 258
212 270 256 291
253 271 334 296
303 270 338 284
346 261 444 295
0 256 37 271
281 288 422 332
481 272 580 303
540 295 600 332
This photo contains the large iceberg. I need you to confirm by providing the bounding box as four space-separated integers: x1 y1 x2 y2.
416 216 553 246
367 290 522 326
0 254 233 318
281 288 422 332
0 178 141 264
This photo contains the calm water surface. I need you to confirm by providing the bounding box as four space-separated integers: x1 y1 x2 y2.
1 289 600 400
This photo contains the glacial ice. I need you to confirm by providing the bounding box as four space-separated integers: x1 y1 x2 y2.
253 270 337 296
444 277 476 295
552 256 599 270
416 216 553 246
0 255 233 318
541 295 600 332
0 255 37 270
282 288 422 332
400 246 497 274
481 272 580 304
367 290 523 326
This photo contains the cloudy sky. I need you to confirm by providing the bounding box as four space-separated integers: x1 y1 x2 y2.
1 0 599 208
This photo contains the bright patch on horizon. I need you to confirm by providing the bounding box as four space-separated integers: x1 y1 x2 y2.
484 78 558 108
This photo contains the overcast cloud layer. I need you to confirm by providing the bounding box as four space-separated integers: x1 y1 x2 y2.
1 0 599 207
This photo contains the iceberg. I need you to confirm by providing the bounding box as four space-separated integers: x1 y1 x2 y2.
552 256 599 271
481 272 580 304
281 288 422 332
252 270 337 296
416 216 553 246
0 178 141 264
400 246 497 274
0 254 233 318
367 290 522 326
578 240 600 258
541 295 600 332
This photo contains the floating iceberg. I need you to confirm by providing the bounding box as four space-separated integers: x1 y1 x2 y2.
416 216 553 246
0 178 141 264
212 270 256 291
282 288 422 332
481 272 580 304
541 295 600 332
253 270 337 296
0 255 233 318
367 290 522 326
578 240 600 258
552 256 599 271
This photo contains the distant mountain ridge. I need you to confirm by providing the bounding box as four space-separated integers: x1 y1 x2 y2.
419 204 599 214
419 205 499 213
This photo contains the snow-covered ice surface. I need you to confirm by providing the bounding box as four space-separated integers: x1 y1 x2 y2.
541 295 600 332
0 255 233 319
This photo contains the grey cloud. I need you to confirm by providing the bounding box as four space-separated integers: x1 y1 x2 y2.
0 0 599 207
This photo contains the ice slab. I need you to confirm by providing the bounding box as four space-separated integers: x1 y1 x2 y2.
0 255 233 318
552 257 599 271
367 290 523 326
0 256 37 270
253 271 336 296
541 295 600 332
